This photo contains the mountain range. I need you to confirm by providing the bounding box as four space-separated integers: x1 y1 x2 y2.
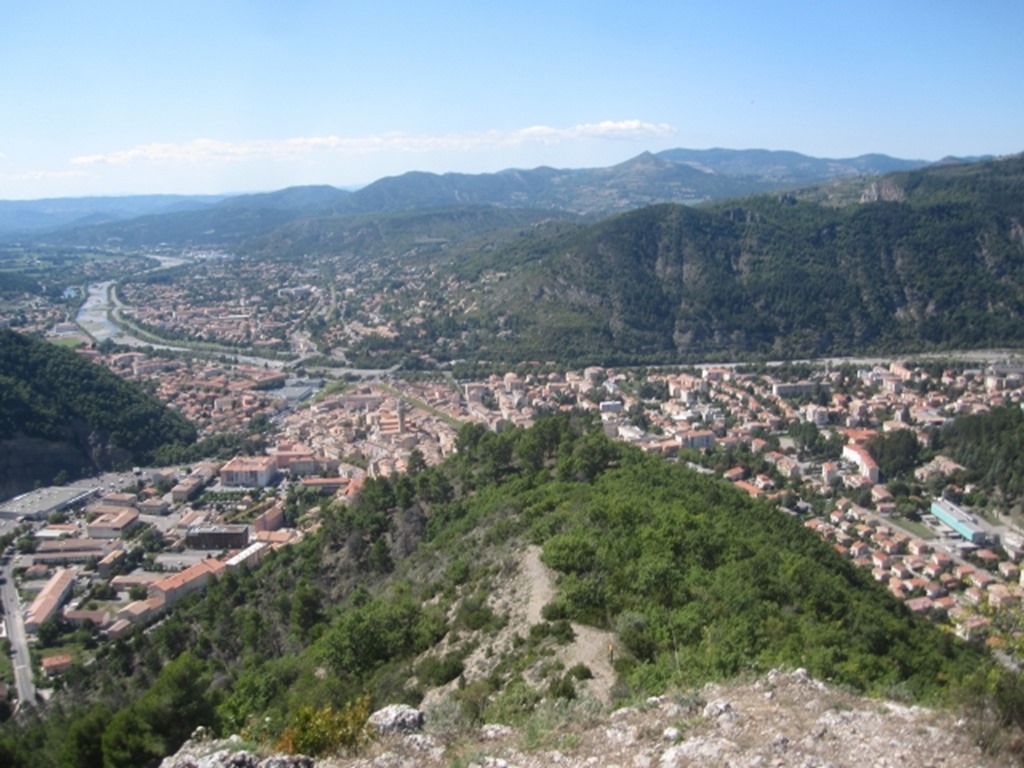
445 153 1024 363
0 148 934 243
3 148 1022 365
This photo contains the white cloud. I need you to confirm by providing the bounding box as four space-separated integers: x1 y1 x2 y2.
517 120 675 142
0 169 87 181
70 121 676 166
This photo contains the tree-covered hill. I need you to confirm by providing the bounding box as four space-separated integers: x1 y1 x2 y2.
243 205 582 267
932 403 1024 517
656 146 928 184
0 330 196 496
5 416 1017 767
416 154 1024 364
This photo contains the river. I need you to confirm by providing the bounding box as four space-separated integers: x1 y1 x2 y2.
74 259 397 378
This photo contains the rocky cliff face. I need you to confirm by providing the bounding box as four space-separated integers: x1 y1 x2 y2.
159 669 1013 768
859 179 907 203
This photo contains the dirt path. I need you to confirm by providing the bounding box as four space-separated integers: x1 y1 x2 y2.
521 546 616 702
422 545 617 709
522 545 555 625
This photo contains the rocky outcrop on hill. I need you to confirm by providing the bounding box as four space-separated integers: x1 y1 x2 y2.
159 670 1012 768
858 178 907 203
367 704 426 735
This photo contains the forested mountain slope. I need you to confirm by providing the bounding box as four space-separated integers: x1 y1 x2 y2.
934 403 1024 514
435 154 1024 363
0 330 196 496
657 146 928 183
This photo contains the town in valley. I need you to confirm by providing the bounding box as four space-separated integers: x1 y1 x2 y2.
2 248 1024 712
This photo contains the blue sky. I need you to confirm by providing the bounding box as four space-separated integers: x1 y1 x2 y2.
1 1 1021 199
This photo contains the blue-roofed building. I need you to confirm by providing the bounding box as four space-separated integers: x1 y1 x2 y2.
930 498 998 546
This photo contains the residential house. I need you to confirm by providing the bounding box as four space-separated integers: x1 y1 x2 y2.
220 455 278 487
150 559 226 608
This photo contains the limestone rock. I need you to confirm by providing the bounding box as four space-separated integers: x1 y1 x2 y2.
368 704 425 734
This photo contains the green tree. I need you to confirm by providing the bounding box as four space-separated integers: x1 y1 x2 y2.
867 430 920 481
102 707 159 768
128 584 148 601
0 734 29 768
59 704 111 768
291 580 326 642
102 652 216 768
37 618 62 648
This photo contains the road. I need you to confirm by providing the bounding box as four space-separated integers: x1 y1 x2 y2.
1 553 35 710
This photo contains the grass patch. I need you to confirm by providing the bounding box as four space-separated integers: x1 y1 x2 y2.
886 515 936 539
0 650 13 685
50 337 86 348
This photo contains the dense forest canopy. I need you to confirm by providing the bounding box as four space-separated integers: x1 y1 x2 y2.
934 404 1024 508
0 330 196 493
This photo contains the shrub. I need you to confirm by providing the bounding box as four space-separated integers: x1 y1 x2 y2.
446 558 471 586
547 673 578 701
540 600 570 622
417 651 466 687
456 678 499 724
567 663 592 681
483 678 541 724
455 593 504 632
528 620 575 646
276 695 372 757
425 694 476 738
550 620 575 645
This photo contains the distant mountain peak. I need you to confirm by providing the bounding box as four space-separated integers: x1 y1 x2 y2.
611 151 668 170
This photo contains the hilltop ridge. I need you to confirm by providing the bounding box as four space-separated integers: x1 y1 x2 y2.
160 669 1012 767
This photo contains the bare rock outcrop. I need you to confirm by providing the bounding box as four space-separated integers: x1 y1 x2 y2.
158 731 314 768
367 704 425 734
859 178 906 203
161 669 1015 768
